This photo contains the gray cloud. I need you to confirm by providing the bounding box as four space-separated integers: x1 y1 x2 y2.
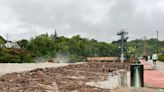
0 0 164 42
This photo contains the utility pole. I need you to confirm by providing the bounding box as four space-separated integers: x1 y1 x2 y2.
156 31 159 54
121 34 124 62
143 37 147 55
6 33 9 42
53 29 57 41
5 33 11 48
125 37 128 59
117 31 128 63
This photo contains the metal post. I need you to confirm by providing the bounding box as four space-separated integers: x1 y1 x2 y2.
117 31 128 63
121 35 124 63
157 31 158 53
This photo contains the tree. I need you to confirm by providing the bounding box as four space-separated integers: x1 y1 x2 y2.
0 36 6 48
28 34 55 56
17 39 29 48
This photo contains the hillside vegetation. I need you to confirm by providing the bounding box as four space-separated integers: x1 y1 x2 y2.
0 34 164 63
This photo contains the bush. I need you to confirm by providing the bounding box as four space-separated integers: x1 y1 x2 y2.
0 48 34 63
158 55 164 62
68 54 83 63
9 56 21 63
20 55 33 63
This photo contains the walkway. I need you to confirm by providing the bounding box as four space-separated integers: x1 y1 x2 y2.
141 60 164 88
146 60 164 73
0 62 69 76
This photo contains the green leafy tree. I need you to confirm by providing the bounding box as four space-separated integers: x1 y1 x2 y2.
0 36 6 48
17 39 29 48
28 34 55 56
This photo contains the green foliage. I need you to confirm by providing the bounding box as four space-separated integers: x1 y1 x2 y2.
0 48 33 63
127 38 164 56
17 39 28 48
1 33 163 63
0 36 6 48
68 54 83 63
25 34 164 63
158 55 164 62
27 34 55 56
25 34 118 63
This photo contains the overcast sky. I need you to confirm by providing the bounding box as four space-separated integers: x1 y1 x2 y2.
0 0 164 42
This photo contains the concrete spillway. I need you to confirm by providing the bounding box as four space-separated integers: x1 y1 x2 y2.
86 69 130 89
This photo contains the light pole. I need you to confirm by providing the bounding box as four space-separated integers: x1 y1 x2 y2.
156 31 159 54
117 31 128 63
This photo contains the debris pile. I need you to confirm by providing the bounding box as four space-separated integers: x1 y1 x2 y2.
0 62 130 92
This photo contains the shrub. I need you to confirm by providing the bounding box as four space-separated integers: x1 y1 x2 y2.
158 55 164 62
68 54 83 63
20 55 33 63
9 56 21 63
0 48 34 63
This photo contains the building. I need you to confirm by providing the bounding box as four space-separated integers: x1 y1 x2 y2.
5 41 20 48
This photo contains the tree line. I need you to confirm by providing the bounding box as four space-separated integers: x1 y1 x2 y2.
0 33 164 63
0 34 118 63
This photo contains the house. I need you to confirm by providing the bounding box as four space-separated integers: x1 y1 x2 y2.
5 41 20 48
